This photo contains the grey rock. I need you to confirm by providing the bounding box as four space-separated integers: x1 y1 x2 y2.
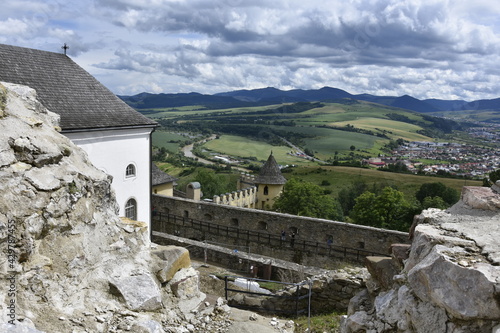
408 244 500 320
131 320 165 333
0 322 45 333
110 274 163 311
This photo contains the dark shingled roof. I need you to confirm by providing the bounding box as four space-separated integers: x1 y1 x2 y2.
152 163 177 186
254 153 287 185
0 44 157 131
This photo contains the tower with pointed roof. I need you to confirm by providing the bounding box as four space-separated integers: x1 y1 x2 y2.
254 152 287 210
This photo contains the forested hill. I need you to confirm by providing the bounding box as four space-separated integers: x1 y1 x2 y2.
118 87 500 115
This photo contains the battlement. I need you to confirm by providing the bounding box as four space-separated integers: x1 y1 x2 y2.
213 186 257 208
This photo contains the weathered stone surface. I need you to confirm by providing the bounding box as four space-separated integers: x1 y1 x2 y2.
343 310 370 333
153 245 191 283
461 186 500 210
390 243 411 267
408 244 500 320
0 322 45 333
170 267 201 299
342 185 500 333
130 320 165 333
365 256 399 290
0 83 211 332
110 274 163 311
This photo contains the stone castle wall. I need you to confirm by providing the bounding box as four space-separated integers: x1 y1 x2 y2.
152 194 410 266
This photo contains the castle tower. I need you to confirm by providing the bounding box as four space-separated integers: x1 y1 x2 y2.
254 153 287 210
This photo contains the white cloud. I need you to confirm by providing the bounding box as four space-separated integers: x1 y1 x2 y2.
0 0 500 100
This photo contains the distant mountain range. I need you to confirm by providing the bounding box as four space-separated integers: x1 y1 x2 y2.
119 86 500 114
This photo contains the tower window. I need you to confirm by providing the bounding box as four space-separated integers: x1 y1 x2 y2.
126 164 136 177
263 186 269 195
125 198 137 220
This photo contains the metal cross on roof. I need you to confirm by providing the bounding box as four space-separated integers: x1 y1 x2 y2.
61 43 69 55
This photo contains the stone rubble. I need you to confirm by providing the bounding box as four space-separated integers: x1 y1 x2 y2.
0 82 294 333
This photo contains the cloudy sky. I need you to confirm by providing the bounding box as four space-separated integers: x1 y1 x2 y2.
1 0 500 101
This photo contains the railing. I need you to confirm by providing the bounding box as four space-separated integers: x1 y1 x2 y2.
152 212 388 263
224 276 311 317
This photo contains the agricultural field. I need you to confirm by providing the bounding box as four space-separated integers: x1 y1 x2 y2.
152 131 187 152
202 135 309 165
332 118 431 142
146 100 473 166
428 109 500 124
285 165 481 199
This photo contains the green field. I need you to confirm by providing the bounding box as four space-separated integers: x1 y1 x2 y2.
152 131 187 152
333 118 432 141
428 109 500 124
203 135 310 165
147 100 470 163
286 165 481 199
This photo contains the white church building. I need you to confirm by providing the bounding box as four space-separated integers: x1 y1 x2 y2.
0 44 158 228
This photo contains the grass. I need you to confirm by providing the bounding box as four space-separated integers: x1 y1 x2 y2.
154 162 186 177
287 165 481 199
152 131 188 152
202 135 311 165
294 311 344 333
333 117 432 142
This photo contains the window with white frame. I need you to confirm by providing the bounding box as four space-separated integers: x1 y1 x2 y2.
125 198 137 220
126 164 136 177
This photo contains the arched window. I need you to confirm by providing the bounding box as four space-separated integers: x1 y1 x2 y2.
263 186 269 195
126 164 136 177
125 198 137 220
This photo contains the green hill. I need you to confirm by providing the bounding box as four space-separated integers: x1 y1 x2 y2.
149 100 466 161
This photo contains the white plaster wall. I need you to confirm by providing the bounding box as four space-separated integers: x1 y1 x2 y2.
64 128 153 228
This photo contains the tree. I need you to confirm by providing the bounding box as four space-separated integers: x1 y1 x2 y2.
337 181 369 216
350 187 412 231
415 182 459 207
193 169 233 198
350 145 356 151
484 169 500 187
273 178 343 221
422 196 448 210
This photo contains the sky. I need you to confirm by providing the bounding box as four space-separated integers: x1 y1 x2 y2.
1 0 500 101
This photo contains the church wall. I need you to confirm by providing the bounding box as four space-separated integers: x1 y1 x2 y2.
65 128 153 227
152 194 409 258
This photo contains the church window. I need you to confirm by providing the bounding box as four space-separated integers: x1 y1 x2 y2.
125 198 137 220
126 164 136 177
263 186 269 195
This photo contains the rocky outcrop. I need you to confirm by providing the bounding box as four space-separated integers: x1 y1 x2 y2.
0 82 247 333
341 185 500 333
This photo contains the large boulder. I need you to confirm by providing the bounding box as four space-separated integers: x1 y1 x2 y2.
408 244 500 320
152 245 191 283
342 185 500 333
0 82 207 332
109 274 163 311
